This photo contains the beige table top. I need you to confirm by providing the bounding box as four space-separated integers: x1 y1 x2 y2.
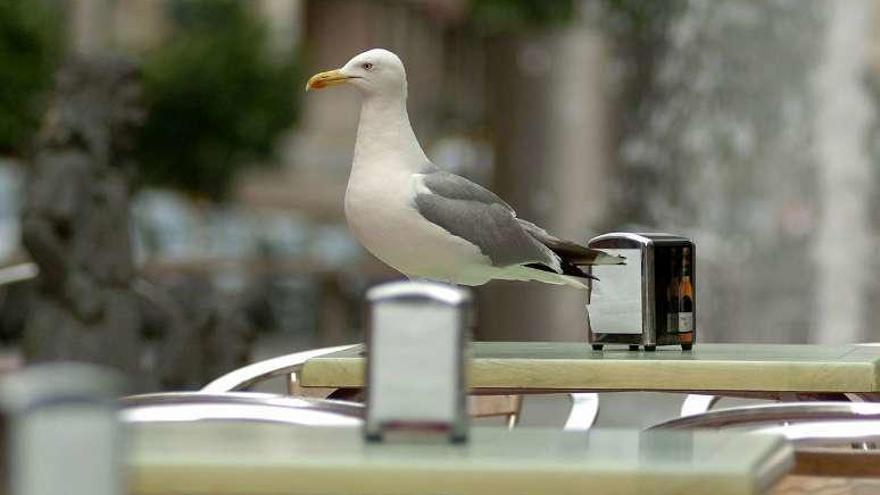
299 342 880 393
129 423 792 495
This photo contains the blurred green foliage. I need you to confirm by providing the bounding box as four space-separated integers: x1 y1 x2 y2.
138 0 300 200
0 0 61 155
596 0 685 38
469 0 574 33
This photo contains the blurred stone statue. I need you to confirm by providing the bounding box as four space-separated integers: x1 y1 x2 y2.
20 56 257 391
21 56 150 387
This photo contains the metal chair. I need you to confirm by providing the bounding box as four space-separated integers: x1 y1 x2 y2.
564 393 600 431
201 344 357 395
120 391 362 427
0 262 38 286
203 344 527 426
680 394 721 417
651 401 880 477
201 345 600 430
121 345 364 427
677 392 870 418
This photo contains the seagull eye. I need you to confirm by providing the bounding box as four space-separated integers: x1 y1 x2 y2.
362 62 374 71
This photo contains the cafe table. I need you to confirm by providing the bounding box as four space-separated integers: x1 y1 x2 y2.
129 423 793 495
298 342 880 400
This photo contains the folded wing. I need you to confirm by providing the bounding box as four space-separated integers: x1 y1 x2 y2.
414 170 623 279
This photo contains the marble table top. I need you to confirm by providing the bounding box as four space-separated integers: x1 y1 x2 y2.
299 342 880 394
130 423 793 495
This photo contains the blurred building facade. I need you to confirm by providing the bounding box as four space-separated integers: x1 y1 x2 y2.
4 0 880 358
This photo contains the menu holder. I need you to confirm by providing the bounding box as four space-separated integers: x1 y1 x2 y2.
364 281 471 443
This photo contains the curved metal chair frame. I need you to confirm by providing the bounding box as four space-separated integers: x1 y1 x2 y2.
122 345 364 428
657 401 880 433
202 344 357 394
680 394 721 417
652 401 880 477
120 391 363 427
565 393 600 431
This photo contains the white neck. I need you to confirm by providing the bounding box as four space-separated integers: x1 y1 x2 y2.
352 93 428 177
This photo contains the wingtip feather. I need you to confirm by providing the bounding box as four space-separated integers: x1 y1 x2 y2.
592 252 627 265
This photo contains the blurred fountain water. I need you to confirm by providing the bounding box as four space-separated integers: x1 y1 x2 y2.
606 0 879 343
812 0 874 344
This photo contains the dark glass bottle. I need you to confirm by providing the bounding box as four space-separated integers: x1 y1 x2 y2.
678 247 694 333
666 251 680 333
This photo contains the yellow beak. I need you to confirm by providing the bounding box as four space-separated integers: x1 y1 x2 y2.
305 69 352 91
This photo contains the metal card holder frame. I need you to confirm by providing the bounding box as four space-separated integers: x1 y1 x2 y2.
364 281 470 443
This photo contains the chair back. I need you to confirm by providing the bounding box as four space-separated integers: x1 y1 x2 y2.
120 391 363 427
651 401 880 477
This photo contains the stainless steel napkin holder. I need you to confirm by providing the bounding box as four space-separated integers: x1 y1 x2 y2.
364 281 470 443
587 233 695 351
0 363 125 495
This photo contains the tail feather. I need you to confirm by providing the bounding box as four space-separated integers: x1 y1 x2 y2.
526 260 596 280
517 219 626 266
501 265 592 290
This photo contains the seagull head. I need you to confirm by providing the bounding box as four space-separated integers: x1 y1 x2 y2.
306 48 407 98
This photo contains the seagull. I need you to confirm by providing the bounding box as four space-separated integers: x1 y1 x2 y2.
306 49 623 288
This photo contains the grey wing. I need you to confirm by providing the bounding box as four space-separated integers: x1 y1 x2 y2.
420 170 515 211
414 171 559 270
